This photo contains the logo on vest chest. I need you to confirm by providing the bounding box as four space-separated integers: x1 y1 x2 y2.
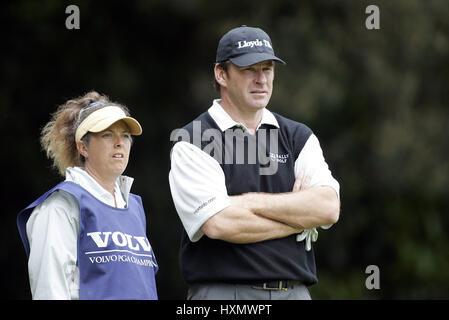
84 231 157 268
269 152 289 164
86 231 152 252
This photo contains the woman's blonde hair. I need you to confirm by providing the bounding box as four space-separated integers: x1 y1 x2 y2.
40 91 130 176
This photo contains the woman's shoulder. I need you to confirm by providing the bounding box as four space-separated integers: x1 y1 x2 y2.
30 188 80 222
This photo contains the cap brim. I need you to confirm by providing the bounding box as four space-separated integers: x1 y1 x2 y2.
89 116 142 136
230 52 286 67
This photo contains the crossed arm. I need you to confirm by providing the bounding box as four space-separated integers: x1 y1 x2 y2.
169 140 340 245
201 172 340 243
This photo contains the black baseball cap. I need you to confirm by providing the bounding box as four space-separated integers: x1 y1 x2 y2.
216 25 286 67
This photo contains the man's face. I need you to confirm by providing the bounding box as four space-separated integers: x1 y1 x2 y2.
222 60 274 111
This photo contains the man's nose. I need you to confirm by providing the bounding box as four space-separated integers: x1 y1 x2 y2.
255 69 267 84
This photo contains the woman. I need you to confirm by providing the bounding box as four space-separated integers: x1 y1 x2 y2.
17 91 158 300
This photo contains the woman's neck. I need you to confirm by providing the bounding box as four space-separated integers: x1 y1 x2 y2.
84 166 116 196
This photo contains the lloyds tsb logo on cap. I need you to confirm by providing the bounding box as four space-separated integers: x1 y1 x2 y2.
237 39 273 49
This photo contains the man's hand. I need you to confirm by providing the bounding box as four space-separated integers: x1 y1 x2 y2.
292 170 312 192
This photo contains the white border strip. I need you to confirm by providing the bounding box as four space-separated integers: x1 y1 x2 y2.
85 249 153 257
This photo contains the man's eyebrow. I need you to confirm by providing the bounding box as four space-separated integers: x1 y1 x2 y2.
239 61 274 69
257 61 274 68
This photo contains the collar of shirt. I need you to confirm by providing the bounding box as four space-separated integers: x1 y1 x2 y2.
64 166 134 208
208 99 279 132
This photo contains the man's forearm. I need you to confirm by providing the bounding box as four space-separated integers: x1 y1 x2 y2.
233 186 340 229
201 205 303 244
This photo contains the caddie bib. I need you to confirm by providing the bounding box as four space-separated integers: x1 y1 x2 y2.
18 181 158 300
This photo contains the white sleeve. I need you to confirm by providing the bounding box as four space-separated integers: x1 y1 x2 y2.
294 134 340 243
294 134 340 198
169 141 231 242
26 190 80 300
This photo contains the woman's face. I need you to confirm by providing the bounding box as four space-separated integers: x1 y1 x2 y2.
79 120 132 182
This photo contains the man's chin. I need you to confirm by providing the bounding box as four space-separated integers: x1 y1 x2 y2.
248 96 271 109
249 101 269 110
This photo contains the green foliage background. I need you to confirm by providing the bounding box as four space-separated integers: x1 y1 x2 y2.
1 0 447 299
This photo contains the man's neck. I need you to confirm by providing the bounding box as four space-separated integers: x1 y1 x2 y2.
220 97 264 134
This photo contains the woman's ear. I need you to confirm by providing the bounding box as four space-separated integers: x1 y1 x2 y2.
76 140 88 159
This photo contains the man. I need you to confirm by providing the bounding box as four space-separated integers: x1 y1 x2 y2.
169 25 340 300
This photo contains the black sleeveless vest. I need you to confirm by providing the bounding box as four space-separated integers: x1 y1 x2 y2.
173 111 317 285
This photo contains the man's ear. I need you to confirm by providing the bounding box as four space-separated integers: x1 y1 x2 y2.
76 140 88 159
214 63 228 88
